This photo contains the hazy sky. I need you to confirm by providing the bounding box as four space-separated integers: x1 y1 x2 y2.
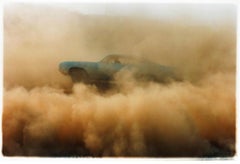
53 3 236 25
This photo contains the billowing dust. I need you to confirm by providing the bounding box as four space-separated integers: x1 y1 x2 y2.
2 4 236 157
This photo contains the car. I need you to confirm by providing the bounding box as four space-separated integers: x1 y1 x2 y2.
59 54 181 86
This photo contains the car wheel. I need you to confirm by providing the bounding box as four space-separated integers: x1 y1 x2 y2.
69 68 89 83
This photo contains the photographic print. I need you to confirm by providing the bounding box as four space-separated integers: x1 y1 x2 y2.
2 1 236 157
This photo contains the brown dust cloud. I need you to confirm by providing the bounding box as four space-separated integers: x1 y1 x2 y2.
2 4 236 157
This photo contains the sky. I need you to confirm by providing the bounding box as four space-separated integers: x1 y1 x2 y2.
51 3 237 26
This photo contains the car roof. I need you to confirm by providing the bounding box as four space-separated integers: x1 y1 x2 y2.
101 54 144 62
102 54 128 60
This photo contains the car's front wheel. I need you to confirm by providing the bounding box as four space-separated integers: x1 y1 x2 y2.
69 68 89 84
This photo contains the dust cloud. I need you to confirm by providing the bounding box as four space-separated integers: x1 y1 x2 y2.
2 4 236 157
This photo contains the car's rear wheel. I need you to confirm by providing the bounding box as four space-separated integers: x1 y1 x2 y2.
69 68 89 83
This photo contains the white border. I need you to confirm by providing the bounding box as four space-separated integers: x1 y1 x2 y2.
1 0 240 4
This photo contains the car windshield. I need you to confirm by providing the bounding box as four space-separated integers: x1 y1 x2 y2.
101 55 143 65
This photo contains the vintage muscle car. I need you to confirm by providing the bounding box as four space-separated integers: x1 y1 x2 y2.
59 54 181 85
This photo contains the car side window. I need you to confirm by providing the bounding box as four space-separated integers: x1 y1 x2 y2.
101 56 123 64
114 59 121 64
107 58 121 64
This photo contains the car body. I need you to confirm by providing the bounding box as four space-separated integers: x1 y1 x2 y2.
59 54 181 85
